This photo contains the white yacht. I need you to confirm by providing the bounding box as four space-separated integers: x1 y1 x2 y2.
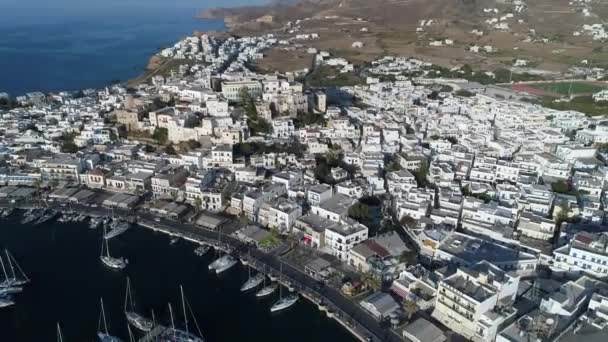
124 278 153 332
240 273 265 292
101 256 127 270
270 294 298 313
159 286 205 342
208 255 237 274
270 262 298 313
255 284 278 298
97 298 123 342
100 229 127 270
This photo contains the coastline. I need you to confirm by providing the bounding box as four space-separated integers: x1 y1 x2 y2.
1 200 399 342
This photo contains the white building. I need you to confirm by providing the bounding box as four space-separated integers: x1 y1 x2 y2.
432 261 519 342
552 232 608 278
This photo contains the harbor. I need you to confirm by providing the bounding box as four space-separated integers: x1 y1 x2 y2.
0 205 386 342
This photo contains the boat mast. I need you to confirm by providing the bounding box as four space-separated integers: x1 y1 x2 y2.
5 250 16 281
11 251 29 282
168 303 176 340
127 324 135 342
180 285 189 335
151 309 157 327
0 255 8 282
124 277 131 311
57 323 63 342
100 298 109 335
105 239 111 258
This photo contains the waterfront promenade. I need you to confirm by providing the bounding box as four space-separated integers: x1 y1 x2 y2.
0 198 403 342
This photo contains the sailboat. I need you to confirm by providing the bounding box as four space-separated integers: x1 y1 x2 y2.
100 227 127 270
0 254 22 296
240 258 264 292
124 277 153 332
104 220 130 240
160 286 204 342
97 298 123 342
255 266 277 298
1 250 29 287
270 263 298 313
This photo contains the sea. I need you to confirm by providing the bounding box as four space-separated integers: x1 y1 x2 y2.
0 0 255 97
0 214 357 341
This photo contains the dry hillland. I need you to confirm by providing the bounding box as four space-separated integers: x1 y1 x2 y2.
202 0 608 75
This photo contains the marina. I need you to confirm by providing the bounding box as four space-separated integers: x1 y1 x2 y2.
0 210 358 342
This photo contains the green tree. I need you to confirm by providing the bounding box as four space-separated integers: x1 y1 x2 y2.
361 272 381 291
194 197 203 212
555 204 572 225
551 180 570 194
165 144 177 155
402 300 418 320
349 202 371 221
455 89 475 97
152 127 169 145
413 162 428 187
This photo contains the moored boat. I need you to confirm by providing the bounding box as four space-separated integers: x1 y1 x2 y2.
208 255 237 274
241 273 265 292
194 245 211 256
104 220 130 240
124 277 153 332
256 284 278 298
270 294 299 313
100 228 127 270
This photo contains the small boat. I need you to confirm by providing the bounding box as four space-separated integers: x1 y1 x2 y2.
124 278 153 332
0 295 15 308
194 245 211 257
170 237 179 245
208 255 237 274
97 298 123 342
100 227 127 270
1 208 14 218
104 220 130 240
270 294 299 313
89 217 102 229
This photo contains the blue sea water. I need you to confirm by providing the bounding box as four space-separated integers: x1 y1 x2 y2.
0 0 255 96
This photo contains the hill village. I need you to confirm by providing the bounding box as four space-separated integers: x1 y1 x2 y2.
2 31 608 342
